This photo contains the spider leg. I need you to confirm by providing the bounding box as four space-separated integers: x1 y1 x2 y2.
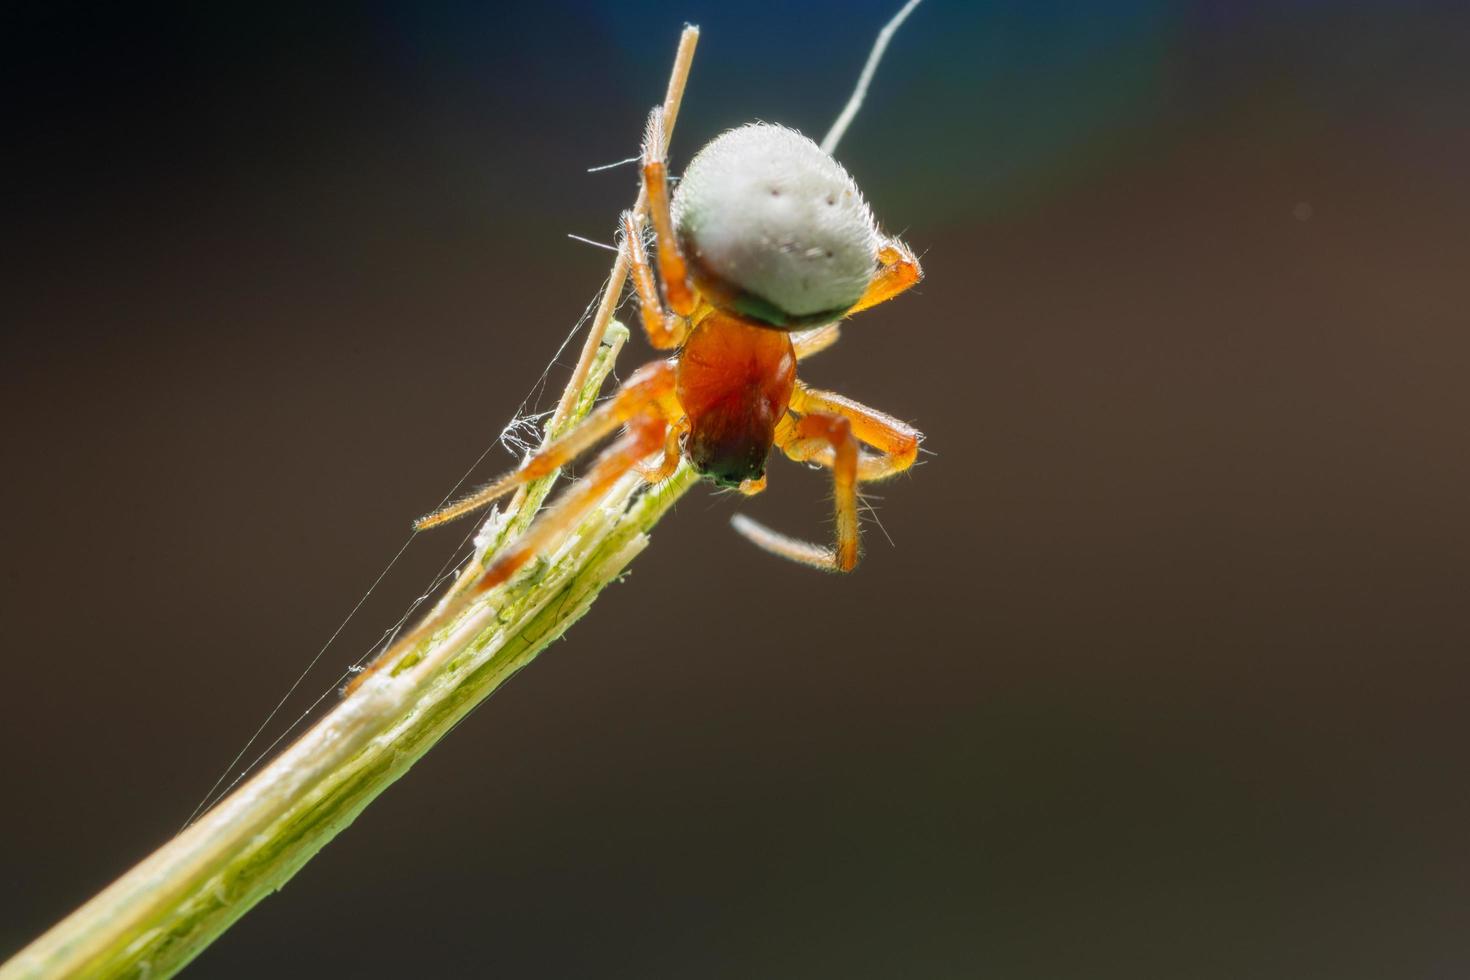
472 412 668 594
732 412 861 572
729 387 922 572
641 109 697 317
347 412 669 695
790 383 921 481
416 360 678 530
637 414 688 483
622 210 689 350
791 322 842 360
846 237 922 316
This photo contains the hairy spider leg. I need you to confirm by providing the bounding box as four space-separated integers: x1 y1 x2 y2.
730 385 921 571
732 412 861 571
416 361 678 530
790 383 921 481
846 238 922 315
641 109 697 317
623 210 690 350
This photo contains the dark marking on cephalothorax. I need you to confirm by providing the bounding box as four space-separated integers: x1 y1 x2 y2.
686 391 780 486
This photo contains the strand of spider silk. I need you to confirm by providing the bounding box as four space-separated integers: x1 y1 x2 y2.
431 306 629 616
351 322 633 692
821 0 925 154
186 527 476 828
179 412 512 830
180 299 610 819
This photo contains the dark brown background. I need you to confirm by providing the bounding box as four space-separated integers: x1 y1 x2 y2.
4 2 1468 976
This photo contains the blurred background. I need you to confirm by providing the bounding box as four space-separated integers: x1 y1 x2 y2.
4 1 1469 976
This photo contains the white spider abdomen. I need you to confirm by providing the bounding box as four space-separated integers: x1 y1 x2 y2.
671 123 880 327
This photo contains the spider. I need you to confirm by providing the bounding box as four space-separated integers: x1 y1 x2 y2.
415 110 923 588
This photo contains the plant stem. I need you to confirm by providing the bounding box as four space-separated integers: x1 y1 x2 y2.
2 328 697 976
2 25 703 978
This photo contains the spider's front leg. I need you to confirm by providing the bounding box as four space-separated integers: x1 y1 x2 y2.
640 109 697 318
623 211 688 350
416 360 679 530
730 386 921 572
622 107 700 351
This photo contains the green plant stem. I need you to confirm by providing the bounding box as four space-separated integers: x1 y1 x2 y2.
3 24 703 976
0 325 697 978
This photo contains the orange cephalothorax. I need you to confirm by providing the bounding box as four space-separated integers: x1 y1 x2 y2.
675 311 797 487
